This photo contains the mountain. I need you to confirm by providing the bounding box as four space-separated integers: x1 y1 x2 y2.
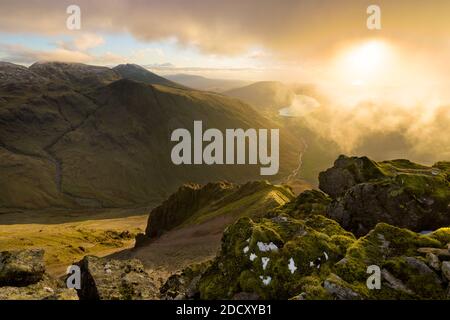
113 64 185 89
165 74 250 92
0 62 302 210
224 81 295 111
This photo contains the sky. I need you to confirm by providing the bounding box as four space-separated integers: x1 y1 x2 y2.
1 0 450 82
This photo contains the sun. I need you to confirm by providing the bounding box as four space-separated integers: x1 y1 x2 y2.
334 40 393 86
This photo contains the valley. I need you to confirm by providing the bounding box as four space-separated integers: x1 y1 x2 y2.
0 208 148 276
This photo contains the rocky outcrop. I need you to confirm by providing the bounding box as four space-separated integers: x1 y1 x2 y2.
321 156 450 236
319 155 385 198
139 181 294 243
0 249 45 287
162 181 450 300
0 249 77 300
160 261 211 300
77 256 159 300
193 214 356 300
144 182 237 239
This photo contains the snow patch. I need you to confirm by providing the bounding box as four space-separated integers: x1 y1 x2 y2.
243 246 249 254
288 258 297 274
250 253 257 261
323 252 329 261
260 276 272 286
257 241 278 252
261 257 270 270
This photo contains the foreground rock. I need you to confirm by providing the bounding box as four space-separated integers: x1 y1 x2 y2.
0 249 77 300
0 275 78 300
321 156 450 236
0 249 45 287
163 187 450 300
77 256 159 300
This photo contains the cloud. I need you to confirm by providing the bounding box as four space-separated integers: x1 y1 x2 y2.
73 33 105 51
0 43 124 65
1 0 450 59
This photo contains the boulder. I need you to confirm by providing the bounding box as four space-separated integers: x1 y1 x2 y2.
160 262 211 300
323 156 450 236
0 249 45 287
195 213 355 300
442 261 450 282
426 252 441 271
319 155 385 198
77 256 158 300
323 274 361 300
0 275 78 300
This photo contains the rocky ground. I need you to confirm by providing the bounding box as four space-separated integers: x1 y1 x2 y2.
1 155 449 300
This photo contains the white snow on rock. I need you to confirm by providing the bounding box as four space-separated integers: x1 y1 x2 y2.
260 276 272 286
309 261 314 267
323 252 329 261
257 242 278 252
262 257 270 270
288 258 297 274
243 246 249 254
250 253 257 261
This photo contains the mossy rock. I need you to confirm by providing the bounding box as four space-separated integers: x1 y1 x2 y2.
273 190 332 219
324 157 450 236
198 214 355 299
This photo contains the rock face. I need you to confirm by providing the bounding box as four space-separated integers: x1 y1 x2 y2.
319 155 385 198
77 256 158 300
140 181 294 242
0 249 45 286
321 156 450 236
0 249 77 300
144 182 237 239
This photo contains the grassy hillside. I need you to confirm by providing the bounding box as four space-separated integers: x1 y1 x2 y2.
0 62 302 210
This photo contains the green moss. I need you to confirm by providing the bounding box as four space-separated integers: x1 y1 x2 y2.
428 227 450 245
292 276 330 300
305 215 355 239
335 223 441 284
382 257 446 299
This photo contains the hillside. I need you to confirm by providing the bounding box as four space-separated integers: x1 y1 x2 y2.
224 81 295 112
0 62 302 210
166 74 250 92
113 64 185 89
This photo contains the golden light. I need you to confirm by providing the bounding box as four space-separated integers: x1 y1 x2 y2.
333 40 393 86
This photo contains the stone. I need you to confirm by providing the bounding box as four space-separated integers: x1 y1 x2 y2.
417 248 450 261
0 275 78 300
442 261 450 282
77 256 158 300
426 253 441 271
0 249 45 287
322 156 450 236
381 269 414 295
323 274 361 300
